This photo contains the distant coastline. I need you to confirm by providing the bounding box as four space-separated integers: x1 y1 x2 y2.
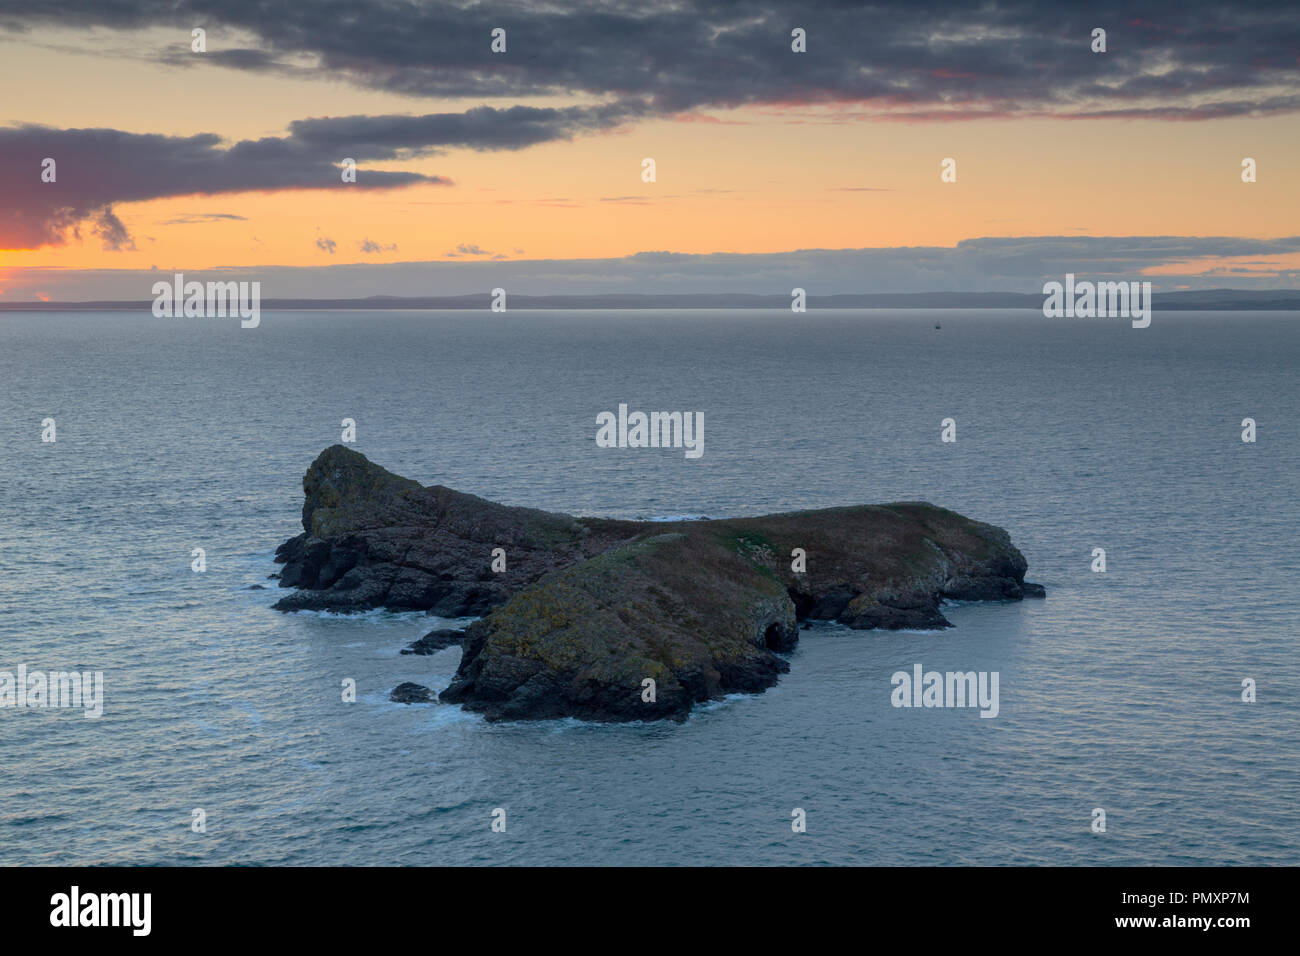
2 289 1298 312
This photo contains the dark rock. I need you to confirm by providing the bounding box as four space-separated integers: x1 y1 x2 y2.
273 445 643 614
275 446 1046 722
400 629 468 655
806 584 857 620
841 590 951 630
440 532 797 722
389 682 434 704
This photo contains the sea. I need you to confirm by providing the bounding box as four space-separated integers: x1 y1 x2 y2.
0 308 1296 865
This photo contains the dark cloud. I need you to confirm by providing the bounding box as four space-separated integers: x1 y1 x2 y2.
359 238 397 253
0 99 654 250
316 237 337 253
4 3 1297 250
3 1 1297 120
0 124 445 249
287 102 648 158
157 212 248 225
92 206 135 251
444 242 499 257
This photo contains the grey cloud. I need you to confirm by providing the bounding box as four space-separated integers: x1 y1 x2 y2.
0 123 445 249
3 1 1297 120
0 96 658 250
92 206 135 251
287 102 648 159
158 212 249 225
15 0 1295 255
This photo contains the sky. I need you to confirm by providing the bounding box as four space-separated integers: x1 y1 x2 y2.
1 0 1298 300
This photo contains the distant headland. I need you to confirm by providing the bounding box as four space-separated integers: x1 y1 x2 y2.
3 289 1298 311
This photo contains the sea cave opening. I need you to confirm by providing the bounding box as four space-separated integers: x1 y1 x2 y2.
763 622 785 651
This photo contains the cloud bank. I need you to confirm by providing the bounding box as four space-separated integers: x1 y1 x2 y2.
3 2 1298 252
4 236 1297 301
0 124 445 249
5 1 1297 120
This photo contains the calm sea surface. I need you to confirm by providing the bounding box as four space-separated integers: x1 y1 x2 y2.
0 309 1296 865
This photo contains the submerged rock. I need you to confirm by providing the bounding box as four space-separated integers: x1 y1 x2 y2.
276 446 1044 721
389 682 434 704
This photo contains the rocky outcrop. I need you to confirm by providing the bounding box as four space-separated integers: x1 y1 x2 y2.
400 629 468 656
274 445 643 614
441 532 797 721
276 446 1044 721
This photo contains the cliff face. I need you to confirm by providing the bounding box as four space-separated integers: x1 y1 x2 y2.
275 446 1043 721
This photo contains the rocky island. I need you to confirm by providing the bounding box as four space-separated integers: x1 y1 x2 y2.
275 446 1044 722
